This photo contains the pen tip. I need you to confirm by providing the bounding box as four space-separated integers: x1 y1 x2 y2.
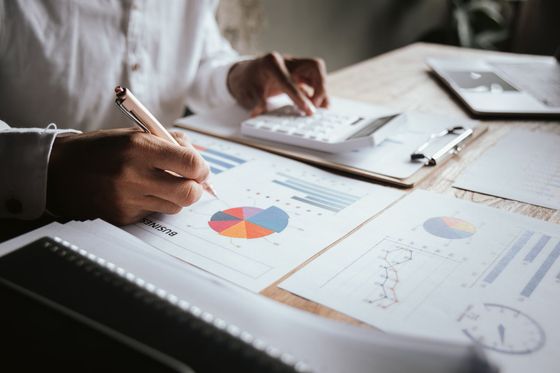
202 182 219 199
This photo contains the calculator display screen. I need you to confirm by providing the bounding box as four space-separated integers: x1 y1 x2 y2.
347 114 399 139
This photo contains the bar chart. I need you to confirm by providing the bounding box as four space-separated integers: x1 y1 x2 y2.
484 230 534 284
272 172 362 213
524 235 551 263
521 241 560 297
193 144 247 174
482 229 560 298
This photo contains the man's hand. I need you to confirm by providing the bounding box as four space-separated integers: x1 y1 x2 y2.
227 52 329 116
47 129 209 225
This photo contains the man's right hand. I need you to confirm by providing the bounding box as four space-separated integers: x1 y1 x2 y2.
47 128 209 225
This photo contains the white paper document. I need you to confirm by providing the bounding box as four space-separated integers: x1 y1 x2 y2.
176 97 478 179
0 219 494 373
281 190 560 373
454 129 560 209
125 131 404 291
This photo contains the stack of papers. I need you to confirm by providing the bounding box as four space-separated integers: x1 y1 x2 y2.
0 219 493 373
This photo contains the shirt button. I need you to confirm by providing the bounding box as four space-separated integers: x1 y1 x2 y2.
5 198 23 214
131 63 141 71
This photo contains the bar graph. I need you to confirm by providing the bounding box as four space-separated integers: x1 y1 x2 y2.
524 235 551 263
272 172 362 212
484 230 533 284
193 144 247 174
521 242 560 297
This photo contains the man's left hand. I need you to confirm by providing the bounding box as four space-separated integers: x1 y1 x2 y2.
227 52 329 116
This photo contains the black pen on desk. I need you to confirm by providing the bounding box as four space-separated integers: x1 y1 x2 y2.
114 85 219 199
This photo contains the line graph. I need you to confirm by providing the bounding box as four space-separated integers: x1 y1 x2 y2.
318 238 457 312
363 248 413 308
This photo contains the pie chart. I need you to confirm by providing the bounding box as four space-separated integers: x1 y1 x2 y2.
208 206 289 239
423 216 476 239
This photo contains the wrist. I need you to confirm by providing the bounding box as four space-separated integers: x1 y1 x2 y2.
226 59 260 108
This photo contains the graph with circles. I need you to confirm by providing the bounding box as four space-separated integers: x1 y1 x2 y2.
208 206 289 239
423 216 477 239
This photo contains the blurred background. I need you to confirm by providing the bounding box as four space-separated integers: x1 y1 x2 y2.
217 0 560 71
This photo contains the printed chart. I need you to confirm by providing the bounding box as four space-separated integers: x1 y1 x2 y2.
125 132 404 291
454 129 560 210
282 190 560 373
272 172 362 213
423 216 477 239
458 303 546 355
186 131 261 175
208 206 289 239
481 230 560 299
317 236 464 316
193 144 248 175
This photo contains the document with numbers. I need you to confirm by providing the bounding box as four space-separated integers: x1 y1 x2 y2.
125 130 403 292
281 190 560 373
454 129 560 209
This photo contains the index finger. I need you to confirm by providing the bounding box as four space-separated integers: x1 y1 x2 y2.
266 53 315 115
147 135 210 183
288 57 329 108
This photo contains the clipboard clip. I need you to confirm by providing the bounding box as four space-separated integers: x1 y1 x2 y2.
410 126 473 166
115 98 150 134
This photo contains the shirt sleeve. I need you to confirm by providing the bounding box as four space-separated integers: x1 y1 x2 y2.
0 121 80 219
185 1 251 113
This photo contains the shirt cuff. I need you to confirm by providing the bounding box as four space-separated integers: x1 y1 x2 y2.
211 57 252 106
187 55 253 113
0 124 80 219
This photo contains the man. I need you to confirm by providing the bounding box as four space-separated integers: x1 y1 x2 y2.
0 0 329 225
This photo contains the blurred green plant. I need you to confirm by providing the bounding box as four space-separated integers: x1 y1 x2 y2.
451 0 524 50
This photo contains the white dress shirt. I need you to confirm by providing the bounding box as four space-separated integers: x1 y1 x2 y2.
0 0 243 219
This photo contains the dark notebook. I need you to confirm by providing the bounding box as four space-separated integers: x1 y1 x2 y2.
0 236 299 373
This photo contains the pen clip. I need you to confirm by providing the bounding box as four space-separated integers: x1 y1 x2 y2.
115 100 150 134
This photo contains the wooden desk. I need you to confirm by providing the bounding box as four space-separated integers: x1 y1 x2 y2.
262 42 560 326
1 42 558 327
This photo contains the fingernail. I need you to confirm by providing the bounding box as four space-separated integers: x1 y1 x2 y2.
303 97 316 115
307 102 316 115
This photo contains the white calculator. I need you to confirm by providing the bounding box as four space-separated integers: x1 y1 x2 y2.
241 105 402 153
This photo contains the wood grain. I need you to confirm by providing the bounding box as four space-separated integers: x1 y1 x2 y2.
261 42 560 326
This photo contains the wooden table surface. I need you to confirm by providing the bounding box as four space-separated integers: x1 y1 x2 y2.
261 42 560 326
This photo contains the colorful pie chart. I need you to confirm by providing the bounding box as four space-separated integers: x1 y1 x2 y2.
208 206 289 239
423 216 476 239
